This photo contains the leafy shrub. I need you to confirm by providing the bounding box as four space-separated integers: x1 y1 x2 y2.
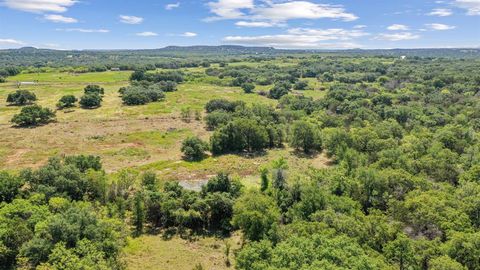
84 84 104 95
11 105 55 127
56 95 77 109
79 93 102 109
210 118 269 154
6 90 37 106
269 82 291 99
241 83 255 94
294 80 309 90
0 76 5 83
205 111 233 130
290 120 321 153
121 86 165 106
181 136 209 161
159 80 177 92
205 99 244 113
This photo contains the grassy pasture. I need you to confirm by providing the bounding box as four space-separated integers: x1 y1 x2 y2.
123 233 242 270
0 66 328 176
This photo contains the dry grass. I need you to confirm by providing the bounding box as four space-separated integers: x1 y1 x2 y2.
123 233 242 270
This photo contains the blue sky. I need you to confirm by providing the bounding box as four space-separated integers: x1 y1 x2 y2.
0 0 479 50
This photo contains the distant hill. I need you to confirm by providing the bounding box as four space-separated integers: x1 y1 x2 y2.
0 46 479 67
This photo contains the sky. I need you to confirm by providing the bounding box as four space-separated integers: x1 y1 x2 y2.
0 0 479 50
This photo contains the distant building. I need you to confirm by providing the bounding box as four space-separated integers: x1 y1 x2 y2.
111 68 121 71
400 56 407 60
16 81 37 88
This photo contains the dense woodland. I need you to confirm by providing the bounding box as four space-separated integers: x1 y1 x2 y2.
1 50 480 270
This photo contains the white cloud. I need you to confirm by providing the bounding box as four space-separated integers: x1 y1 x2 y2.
1 0 77 13
136 31 158 37
427 8 453 16
387 24 409 31
376 32 420 41
353 25 367 29
454 0 480 15
181 32 198 37
251 1 358 22
235 21 282 27
119 15 144 24
44 14 77 23
0 38 25 46
207 0 254 20
425 23 456 30
224 27 367 48
57 28 110 33
165 2 180 10
206 0 357 25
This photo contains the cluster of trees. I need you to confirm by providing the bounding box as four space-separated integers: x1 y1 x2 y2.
130 70 184 84
3 54 480 269
204 99 287 155
226 57 480 270
0 156 126 269
202 98 323 155
119 83 167 106
131 172 243 236
0 66 20 78
118 70 182 106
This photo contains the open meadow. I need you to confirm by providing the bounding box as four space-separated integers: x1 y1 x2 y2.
0 65 327 177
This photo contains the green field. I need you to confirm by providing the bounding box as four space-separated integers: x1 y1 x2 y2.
0 67 326 177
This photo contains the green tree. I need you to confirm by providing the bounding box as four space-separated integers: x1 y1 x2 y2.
294 80 309 90
181 136 209 161
241 83 255 94
132 192 145 236
430 256 467 270
268 82 290 99
56 95 77 109
232 190 280 241
11 105 55 127
79 93 102 109
6 90 37 106
84 85 104 95
290 120 320 153
0 172 24 203
384 233 416 270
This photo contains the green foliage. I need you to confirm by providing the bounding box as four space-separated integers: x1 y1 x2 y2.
84 84 104 95
232 190 280 241
0 172 24 203
11 105 55 127
290 120 321 153
205 111 232 130
211 118 269 154
294 80 309 90
56 95 77 109
132 192 145 236
181 136 209 161
121 85 165 106
241 82 255 94
205 99 244 113
6 90 37 106
430 256 467 270
79 93 102 108
269 82 291 99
